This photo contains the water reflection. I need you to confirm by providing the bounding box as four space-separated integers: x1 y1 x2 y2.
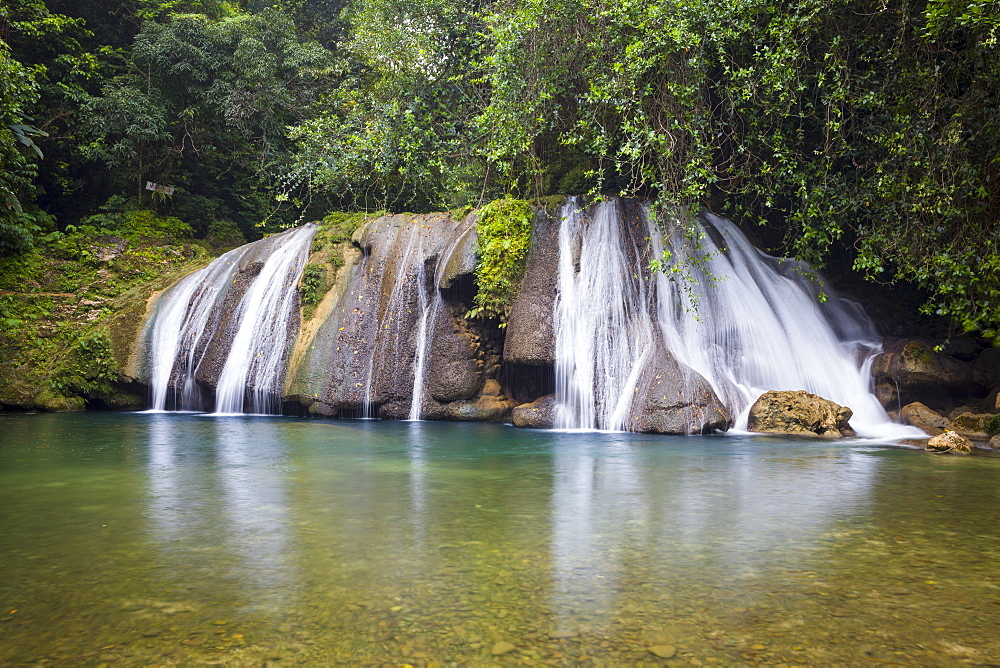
1 414 998 666
548 437 883 623
145 415 300 606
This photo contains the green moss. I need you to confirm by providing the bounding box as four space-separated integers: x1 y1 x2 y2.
300 262 328 307
986 414 1000 435
319 211 380 246
471 198 534 320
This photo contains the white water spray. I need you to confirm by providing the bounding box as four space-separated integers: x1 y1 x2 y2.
213 225 316 414
553 199 656 430
552 199 917 439
147 225 316 414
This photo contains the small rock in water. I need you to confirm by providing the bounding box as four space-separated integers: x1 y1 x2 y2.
491 641 516 655
926 430 973 454
548 629 578 639
648 645 677 659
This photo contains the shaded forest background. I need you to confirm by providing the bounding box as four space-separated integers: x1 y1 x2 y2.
1 0 998 337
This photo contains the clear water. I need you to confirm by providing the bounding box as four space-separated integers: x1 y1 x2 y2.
2 413 998 666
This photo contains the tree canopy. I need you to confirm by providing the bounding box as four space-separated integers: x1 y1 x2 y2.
0 0 997 337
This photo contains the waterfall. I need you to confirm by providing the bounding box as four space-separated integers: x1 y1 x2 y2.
408 220 474 420
147 244 254 411
407 253 440 420
214 225 316 414
553 199 656 430
652 212 905 438
147 224 316 414
552 199 912 438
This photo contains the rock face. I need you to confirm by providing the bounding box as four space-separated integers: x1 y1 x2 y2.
926 430 973 454
626 341 732 434
512 395 558 429
747 390 856 438
503 209 560 365
871 340 989 414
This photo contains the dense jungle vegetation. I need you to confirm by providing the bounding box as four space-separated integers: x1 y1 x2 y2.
1 0 998 339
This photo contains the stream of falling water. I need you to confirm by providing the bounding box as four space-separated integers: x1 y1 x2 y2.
147 224 316 414
213 225 316 414
552 199 919 439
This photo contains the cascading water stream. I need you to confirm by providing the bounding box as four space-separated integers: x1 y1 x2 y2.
552 199 918 439
147 244 255 411
408 221 473 420
407 250 439 421
147 224 316 414
553 199 656 430
214 224 316 414
651 212 912 438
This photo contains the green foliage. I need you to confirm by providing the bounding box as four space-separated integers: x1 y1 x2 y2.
82 8 336 236
81 205 193 241
320 210 372 244
50 331 121 396
471 198 532 320
299 262 327 306
284 0 491 213
478 0 1000 339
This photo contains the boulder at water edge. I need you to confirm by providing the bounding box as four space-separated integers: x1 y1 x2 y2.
626 341 732 434
925 430 973 454
512 395 558 429
747 390 855 438
871 340 989 413
900 401 952 436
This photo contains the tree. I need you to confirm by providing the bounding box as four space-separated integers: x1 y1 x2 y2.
285 0 491 213
82 8 336 236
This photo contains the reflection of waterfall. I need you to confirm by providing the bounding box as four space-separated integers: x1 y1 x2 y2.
146 225 316 414
551 198 909 438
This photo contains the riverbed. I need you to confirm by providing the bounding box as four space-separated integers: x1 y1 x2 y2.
1 412 997 665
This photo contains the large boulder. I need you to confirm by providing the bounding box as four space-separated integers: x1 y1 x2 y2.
503 210 560 365
426 304 482 403
899 401 952 436
747 390 855 438
512 395 558 429
925 430 973 454
950 412 997 441
871 340 989 413
446 395 512 422
627 342 732 435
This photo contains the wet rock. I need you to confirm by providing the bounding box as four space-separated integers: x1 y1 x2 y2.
871 340 989 413
504 210 560 365
427 306 482 403
446 396 510 422
747 390 855 438
437 216 478 289
950 412 997 440
627 340 732 435
900 402 952 436
925 430 973 454
512 395 558 429
987 435 1000 451
481 379 503 397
